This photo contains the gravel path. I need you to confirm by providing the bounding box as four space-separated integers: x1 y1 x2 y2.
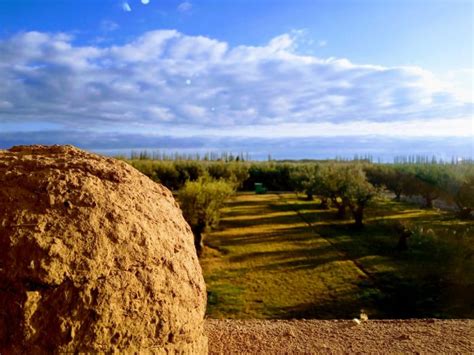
205 319 473 354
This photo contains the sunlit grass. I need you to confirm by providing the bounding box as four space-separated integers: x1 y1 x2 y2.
201 192 474 319
202 193 377 319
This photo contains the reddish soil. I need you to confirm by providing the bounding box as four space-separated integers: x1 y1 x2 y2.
206 319 473 353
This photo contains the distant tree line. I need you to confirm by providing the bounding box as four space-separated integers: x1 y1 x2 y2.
128 150 249 162
125 150 473 165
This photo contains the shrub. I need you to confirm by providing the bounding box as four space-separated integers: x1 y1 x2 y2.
178 176 234 256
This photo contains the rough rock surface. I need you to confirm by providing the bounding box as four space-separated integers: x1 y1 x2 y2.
0 145 207 353
206 319 474 353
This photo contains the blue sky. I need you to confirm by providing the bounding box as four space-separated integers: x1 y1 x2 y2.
0 0 472 159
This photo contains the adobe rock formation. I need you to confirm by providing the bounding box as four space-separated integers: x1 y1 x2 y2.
0 145 207 353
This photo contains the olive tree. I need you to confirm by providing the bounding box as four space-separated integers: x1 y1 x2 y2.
290 164 320 200
340 166 379 228
178 176 234 256
366 165 406 201
319 164 378 226
317 164 349 218
444 173 474 219
403 165 450 208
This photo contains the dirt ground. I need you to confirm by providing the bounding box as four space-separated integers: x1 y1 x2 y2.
205 319 473 354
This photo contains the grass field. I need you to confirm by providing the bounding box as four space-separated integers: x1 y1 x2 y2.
201 193 474 319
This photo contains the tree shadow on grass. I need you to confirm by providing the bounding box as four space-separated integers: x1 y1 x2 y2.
268 275 469 319
225 198 274 209
269 201 321 213
209 194 474 319
221 214 307 229
269 285 379 319
209 225 321 247
228 245 342 272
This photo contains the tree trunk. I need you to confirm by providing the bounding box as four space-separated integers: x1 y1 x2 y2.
394 191 401 202
336 204 346 219
319 197 329 209
424 192 438 208
352 208 364 228
424 196 433 208
457 207 472 219
191 223 205 257
397 230 412 251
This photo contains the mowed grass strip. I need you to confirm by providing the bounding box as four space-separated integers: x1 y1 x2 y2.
201 193 376 319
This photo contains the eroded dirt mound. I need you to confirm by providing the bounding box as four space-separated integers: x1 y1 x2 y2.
0 145 207 353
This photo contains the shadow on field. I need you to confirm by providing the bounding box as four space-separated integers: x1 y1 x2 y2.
268 201 320 213
204 193 474 319
225 199 272 209
222 214 307 228
228 245 342 271
211 225 317 246
274 289 374 319
273 276 474 319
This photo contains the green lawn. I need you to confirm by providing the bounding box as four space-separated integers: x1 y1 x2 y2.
201 193 474 319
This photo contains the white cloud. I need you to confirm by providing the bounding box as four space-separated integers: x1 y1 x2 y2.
147 106 174 121
101 20 119 32
160 117 473 139
0 30 471 140
177 1 192 13
141 0 150 4
122 2 131 12
442 69 474 103
318 40 327 47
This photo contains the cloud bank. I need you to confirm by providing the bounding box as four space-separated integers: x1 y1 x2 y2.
0 30 472 158
1 131 471 161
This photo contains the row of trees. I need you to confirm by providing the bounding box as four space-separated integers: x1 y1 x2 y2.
130 160 250 191
129 150 250 162
130 160 473 215
128 159 473 255
129 159 473 220
366 164 474 218
178 165 379 256
292 164 378 227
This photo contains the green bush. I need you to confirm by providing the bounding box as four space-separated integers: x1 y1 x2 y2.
178 176 235 256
